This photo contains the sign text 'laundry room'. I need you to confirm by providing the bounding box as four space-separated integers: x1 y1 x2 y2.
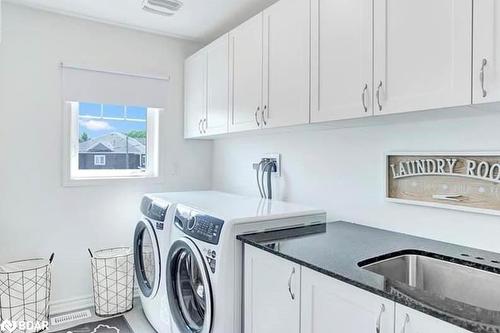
389 156 500 184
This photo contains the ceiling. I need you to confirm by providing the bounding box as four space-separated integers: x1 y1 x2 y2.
6 0 279 42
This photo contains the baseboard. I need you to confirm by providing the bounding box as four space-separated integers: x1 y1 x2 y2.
50 288 140 315
50 295 94 315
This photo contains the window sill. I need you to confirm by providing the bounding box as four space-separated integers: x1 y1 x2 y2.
62 174 163 187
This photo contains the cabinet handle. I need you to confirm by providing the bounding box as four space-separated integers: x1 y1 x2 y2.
255 107 261 127
361 84 368 112
376 304 385 333
400 314 410 333
376 81 383 111
262 105 267 126
480 58 488 98
287 267 296 300
198 119 203 134
202 118 207 133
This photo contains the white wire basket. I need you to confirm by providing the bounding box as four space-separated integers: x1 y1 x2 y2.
0 254 54 333
89 247 134 317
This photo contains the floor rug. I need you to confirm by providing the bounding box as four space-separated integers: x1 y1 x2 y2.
51 316 133 333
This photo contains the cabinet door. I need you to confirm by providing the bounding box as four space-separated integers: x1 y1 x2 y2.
262 0 310 128
373 0 472 115
301 267 394 333
396 305 471 333
206 34 229 135
311 0 373 122
244 245 300 333
229 13 263 133
184 50 207 138
473 0 500 104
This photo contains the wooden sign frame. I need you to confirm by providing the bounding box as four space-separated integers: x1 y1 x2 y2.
386 152 500 216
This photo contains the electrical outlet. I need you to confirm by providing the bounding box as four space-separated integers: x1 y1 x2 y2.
252 153 281 176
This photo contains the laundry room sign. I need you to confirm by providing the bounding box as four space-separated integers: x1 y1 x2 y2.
386 153 500 216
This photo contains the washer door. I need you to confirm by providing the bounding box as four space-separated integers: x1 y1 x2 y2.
134 220 161 298
166 238 213 333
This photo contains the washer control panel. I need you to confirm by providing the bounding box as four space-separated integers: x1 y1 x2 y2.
141 196 168 222
175 205 224 245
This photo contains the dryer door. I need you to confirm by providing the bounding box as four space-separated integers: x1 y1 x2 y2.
166 238 213 333
134 219 161 298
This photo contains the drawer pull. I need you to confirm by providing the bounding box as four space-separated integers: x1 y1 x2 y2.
362 84 369 112
376 304 385 333
480 58 488 98
401 314 410 333
376 81 383 111
254 107 261 127
287 267 296 300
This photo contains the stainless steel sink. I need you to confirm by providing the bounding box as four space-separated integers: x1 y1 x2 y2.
361 254 500 311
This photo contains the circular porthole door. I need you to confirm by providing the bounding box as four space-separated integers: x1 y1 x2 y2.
166 238 213 333
134 220 161 298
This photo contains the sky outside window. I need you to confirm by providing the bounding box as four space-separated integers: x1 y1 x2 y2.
78 102 147 139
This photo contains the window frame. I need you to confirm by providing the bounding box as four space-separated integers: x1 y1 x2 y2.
63 102 161 186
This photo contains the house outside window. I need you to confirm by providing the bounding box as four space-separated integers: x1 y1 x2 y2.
66 101 160 182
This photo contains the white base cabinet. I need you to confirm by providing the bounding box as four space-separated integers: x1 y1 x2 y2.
301 267 394 333
473 0 500 104
244 245 300 333
396 305 471 333
243 245 473 333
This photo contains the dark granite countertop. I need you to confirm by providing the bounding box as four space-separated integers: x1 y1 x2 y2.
237 221 500 333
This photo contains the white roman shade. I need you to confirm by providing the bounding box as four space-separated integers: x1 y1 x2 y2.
61 64 169 107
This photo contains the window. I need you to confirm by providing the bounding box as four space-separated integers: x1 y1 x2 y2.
66 101 160 181
61 64 168 184
94 155 106 166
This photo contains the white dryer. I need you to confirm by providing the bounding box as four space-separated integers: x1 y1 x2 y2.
134 194 175 333
161 191 326 333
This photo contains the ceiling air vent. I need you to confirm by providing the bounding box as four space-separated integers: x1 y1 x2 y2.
142 0 183 16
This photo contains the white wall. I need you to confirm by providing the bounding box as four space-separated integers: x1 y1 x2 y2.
0 3 212 308
212 109 500 253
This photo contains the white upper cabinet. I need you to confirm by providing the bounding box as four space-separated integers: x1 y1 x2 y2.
184 50 207 138
184 34 229 138
301 267 395 333
311 0 373 122
229 13 263 133
396 304 471 333
206 34 229 135
373 0 472 115
473 0 500 104
185 0 485 137
262 0 310 128
244 245 301 333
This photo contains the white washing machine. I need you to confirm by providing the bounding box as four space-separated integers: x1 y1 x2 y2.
134 194 176 333
160 191 326 333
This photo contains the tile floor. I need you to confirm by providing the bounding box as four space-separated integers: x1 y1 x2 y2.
47 299 156 333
